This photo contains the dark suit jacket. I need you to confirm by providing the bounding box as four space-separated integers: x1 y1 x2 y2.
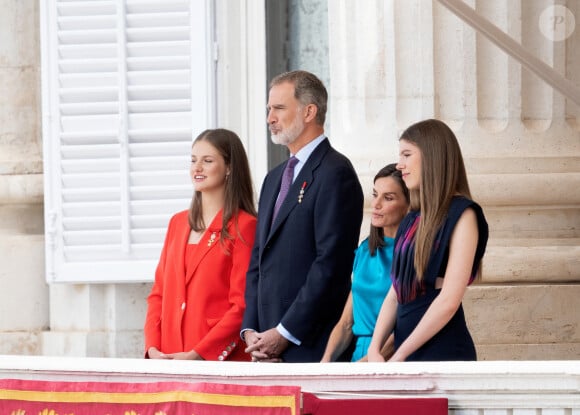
242 138 364 362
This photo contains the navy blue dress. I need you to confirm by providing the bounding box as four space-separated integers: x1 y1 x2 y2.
391 196 488 361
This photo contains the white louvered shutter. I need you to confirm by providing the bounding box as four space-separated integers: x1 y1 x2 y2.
41 0 215 283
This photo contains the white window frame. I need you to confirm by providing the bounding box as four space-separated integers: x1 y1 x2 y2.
40 0 216 283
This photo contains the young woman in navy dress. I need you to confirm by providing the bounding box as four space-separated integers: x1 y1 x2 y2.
367 119 488 362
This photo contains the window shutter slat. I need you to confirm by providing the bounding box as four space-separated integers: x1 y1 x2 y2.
42 0 214 283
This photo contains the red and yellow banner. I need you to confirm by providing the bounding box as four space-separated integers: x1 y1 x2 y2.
0 379 300 415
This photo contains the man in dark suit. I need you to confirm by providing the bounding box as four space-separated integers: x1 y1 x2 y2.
242 70 364 362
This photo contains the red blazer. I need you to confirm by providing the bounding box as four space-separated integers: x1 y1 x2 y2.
144 209 256 361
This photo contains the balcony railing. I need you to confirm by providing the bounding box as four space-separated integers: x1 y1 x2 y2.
1 355 578 413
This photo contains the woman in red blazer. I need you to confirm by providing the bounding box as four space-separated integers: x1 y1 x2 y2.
145 129 256 361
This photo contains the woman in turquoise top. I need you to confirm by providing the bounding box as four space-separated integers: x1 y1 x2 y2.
321 164 409 362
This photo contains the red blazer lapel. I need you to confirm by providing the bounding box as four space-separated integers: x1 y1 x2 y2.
184 210 224 286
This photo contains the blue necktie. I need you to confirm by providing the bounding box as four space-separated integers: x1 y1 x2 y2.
272 156 298 222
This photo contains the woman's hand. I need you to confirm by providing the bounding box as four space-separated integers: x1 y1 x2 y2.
147 347 171 359
165 349 204 360
366 348 386 362
387 350 406 362
148 347 203 360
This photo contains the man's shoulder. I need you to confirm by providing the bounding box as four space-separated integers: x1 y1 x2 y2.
325 145 352 162
319 144 357 172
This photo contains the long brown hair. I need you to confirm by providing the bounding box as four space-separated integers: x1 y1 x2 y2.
400 119 471 280
188 129 256 247
368 163 410 256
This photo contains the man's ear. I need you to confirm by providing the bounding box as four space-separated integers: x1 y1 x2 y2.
304 104 317 122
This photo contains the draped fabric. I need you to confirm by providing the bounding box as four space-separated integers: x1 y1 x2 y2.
391 196 489 304
0 379 449 415
302 392 448 415
0 380 300 415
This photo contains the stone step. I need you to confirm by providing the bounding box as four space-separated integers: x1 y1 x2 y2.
483 206 579 239
464 284 580 360
483 238 580 283
470 172 580 206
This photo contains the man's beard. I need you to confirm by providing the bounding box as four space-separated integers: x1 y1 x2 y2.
270 116 304 146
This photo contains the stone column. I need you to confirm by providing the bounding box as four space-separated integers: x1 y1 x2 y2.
0 0 47 355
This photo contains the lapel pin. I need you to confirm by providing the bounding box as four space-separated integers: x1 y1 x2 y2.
298 182 307 203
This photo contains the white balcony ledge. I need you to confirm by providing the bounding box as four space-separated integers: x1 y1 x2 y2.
1 356 579 412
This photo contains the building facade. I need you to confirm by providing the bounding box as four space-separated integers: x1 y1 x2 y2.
0 0 578 359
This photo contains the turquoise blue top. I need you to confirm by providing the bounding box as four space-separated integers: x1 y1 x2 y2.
350 236 394 361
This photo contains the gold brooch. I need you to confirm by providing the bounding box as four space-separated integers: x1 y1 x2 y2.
207 232 217 246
